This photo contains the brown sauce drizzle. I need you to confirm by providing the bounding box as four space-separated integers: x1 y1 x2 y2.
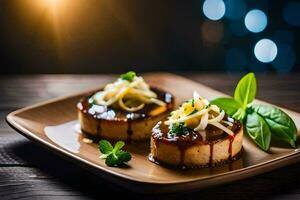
97 121 102 138
209 143 214 167
151 116 241 168
78 87 174 140
178 143 187 167
127 120 133 142
228 136 234 159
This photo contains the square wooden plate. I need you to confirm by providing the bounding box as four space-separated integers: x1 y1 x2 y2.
6 73 300 193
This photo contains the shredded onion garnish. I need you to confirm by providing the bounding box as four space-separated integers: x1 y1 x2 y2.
164 91 234 138
92 73 166 112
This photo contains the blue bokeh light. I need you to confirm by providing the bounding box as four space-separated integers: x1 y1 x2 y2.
248 58 267 73
244 9 267 33
254 39 277 63
225 48 247 71
229 21 248 36
203 0 226 21
272 43 296 73
272 30 294 45
283 2 300 26
225 0 247 20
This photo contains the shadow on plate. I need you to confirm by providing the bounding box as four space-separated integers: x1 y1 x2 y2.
4 139 300 200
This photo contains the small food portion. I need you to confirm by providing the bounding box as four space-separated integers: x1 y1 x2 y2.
150 91 243 168
99 140 131 167
211 73 297 151
77 71 174 141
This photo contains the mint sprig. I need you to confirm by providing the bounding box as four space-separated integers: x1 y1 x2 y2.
210 73 297 151
99 140 131 167
120 71 136 82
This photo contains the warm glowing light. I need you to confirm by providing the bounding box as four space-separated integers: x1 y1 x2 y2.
29 0 65 16
26 0 68 57
44 0 60 6
201 20 224 46
42 0 62 16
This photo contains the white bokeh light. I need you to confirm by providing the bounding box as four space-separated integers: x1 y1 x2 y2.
254 39 278 63
203 0 226 21
244 9 267 33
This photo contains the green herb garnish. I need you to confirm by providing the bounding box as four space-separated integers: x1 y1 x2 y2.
210 73 297 151
252 104 297 148
99 140 131 167
170 123 190 136
169 111 174 116
189 99 195 107
120 71 136 82
188 109 198 116
88 97 98 105
245 111 271 151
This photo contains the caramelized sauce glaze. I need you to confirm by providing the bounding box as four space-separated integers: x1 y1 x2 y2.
77 87 174 140
151 115 242 168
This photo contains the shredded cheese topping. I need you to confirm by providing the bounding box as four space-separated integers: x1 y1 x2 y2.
92 74 166 112
164 91 234 137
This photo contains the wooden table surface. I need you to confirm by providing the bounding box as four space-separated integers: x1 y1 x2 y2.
1 73 300 200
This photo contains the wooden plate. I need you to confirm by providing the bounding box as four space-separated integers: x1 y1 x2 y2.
6 73 300 193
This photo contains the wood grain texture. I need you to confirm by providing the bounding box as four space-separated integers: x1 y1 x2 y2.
1 74 300 199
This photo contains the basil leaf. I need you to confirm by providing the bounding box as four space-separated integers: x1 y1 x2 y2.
252 105 297 148
246 111 271 151
234 73 257 109
232 108 246 121
99 140 113 154
210 97 242 116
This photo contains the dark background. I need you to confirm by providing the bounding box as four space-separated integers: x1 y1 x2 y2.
0 0 299 74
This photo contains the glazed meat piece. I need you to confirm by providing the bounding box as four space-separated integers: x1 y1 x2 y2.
77 72 174 141
149 91 243 168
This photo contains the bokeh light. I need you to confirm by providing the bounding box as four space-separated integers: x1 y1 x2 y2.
248 57 267 73
201 20 224 46
203 0 226 21
244 9 267 33
272 43 296 73
229 21 248 36
272 30 294 45
283 2 300 26
225 48 247 71
254 39 277 63
225 0 247 20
